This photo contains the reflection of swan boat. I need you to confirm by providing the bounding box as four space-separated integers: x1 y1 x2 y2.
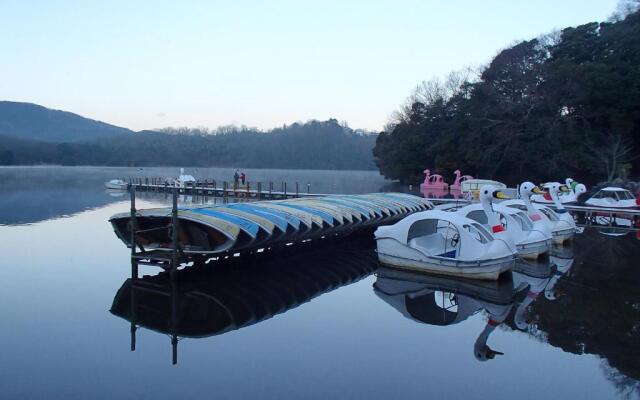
374 210 516 280
373 267 522 361
109 193 432 255
546 248 575 300
512 258 554 330
111 244 378 363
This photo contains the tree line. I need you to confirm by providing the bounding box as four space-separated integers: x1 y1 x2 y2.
0 119 378 170
374 5 640 185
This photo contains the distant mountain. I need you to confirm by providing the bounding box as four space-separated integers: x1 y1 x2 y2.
0 108 378 169
0 101 132 142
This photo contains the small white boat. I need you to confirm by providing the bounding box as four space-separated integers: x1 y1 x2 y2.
585 187 637 209
175 168 197 188
456 185 552 260
374 209 516 280
105 179 128 190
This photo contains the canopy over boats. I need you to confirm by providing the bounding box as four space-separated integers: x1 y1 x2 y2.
109 193 432 255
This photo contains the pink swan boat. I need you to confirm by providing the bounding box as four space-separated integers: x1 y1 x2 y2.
420 169 448 191
450 169 474 191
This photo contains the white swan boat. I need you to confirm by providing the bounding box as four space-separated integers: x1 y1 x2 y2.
501 182 573 245
531 178 587 204
374 210 516 280
540 182 578 243
455 185 552 260
584 187 638 209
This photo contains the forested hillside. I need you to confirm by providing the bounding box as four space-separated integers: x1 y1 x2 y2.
0 119 377 170
374 7 640 185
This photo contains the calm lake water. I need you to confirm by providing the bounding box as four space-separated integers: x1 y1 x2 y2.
0 166 638 399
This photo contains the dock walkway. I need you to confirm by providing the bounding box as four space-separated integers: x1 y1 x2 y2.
123 178 327 200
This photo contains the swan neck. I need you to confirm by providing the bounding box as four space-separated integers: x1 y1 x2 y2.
481 197 500 227
550 190 564 210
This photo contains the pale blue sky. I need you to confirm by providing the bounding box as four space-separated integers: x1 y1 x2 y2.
0 0 619 131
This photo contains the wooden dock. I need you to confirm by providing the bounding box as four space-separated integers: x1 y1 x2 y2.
122 177 326 199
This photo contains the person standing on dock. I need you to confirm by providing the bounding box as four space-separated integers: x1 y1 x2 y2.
240 172 246 185
233 170 239 189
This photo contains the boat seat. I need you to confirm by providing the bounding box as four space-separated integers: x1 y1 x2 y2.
409 233 457 258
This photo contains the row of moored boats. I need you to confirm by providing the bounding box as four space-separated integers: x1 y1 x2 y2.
375 182 580 280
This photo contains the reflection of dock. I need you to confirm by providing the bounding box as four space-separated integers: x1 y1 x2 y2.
111 241 378 365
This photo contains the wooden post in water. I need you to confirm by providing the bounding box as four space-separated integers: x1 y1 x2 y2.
295 182 299 197
284 182 287 197
170 187 179 279
223 181 228 198
307 183 310 194
269 181 273 197
130 186 138 279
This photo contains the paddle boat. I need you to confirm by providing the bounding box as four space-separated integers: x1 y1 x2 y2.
374 209 516 280
449 170 474 192
373 267 521 361
455 185 552 259
584 187 638 209
420 169 449 192
540 182 578 242
531 178 587 204
502 182 573 245
110 193 431 255
105 179 128 190
460 179 506 200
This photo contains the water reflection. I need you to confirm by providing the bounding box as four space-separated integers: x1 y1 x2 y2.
0 166 389 225
374 268 523 362
110 240 378 364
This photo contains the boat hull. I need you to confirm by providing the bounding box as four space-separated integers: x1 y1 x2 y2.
552 228 574 244
376 252 514 281
517 239 552 260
